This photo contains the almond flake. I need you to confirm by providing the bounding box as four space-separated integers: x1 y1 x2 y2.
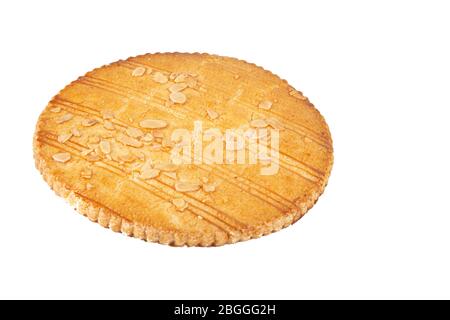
206 109 219 120
50 107 61 113
86 153 101 162
141 133 154 143
132 150 146 161
169 83 188 93
116 134 143 148
164 100 175 108
52 152 71 163
150 144 162 151
57 133 72 144
139 168 160 180
105 133 116 140
80 168 93 179
102 110 115 120
99 140 111 154
118 152 135 163
169 91 186 104
139 119 168 129
186 78 197 88
86 183 94 190
81 148 94 156
175 181 200 193
174 73 188 83
165 172 177 179
71 127 81 137
132 67 146 77
172 198 188 211
82 118 98 127
110 153 120 162
258 100 273 110
103 121 115 130
290 90 306 100
126 127 144 138
162 138 175 148
289 89 307 100
129 162 143 172
250 119 268 128
152 130 165 138
152 72 168 84
88 136 100 144
202 184 216 193
56 113 73 124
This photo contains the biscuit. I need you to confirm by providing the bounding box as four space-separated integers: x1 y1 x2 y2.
33 53 333 246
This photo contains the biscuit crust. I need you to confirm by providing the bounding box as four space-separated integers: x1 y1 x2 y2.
33 53 333 246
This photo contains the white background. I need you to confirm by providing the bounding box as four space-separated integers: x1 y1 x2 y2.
1 0 449 299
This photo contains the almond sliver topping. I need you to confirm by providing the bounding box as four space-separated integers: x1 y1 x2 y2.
172 198 188 211
289 89 307 100
258 100 273 110
139 168 160 180
169 83 188 93
175 181 200 193
88 136 100 144
80 168 93 179
250 119 268 128
206 109 219 120
165 172 177 179
52 152 71 163
71 127 81 137
99 140 111 154
86 153 101 162
102 110 115 120
126 127 144 138
139 119 168 129
152 72 168 84
186 78 197 88
82 118 98 127
203 184 216 193
57 133 72 144
80 148 94 156
50 107 61 113
103 121 115 130
118 153 135 163
141 133 154 143
56 113 73 124
174 73 188 83
133 150 145 161
116 134 143 148
169 91 187 104
132 67 146 77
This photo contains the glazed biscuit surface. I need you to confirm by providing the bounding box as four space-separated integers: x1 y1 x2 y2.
33 53 333 246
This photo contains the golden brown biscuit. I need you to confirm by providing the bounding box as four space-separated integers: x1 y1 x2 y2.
33 53 333 246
